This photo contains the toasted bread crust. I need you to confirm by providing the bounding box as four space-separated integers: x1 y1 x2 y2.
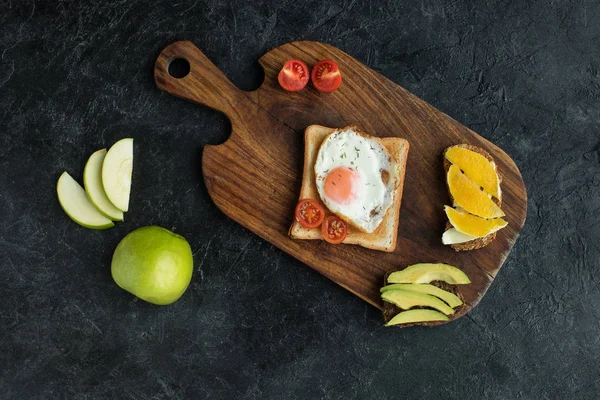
289 125 409 252
443 144 502 252
381 273 465 327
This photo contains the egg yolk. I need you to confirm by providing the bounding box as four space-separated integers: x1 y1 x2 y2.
324 167 360 204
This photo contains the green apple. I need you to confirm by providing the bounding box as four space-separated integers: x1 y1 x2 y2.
381 283 463 308
385 309 449 327
111 226 193 305
84 149 124 221
381 289 455 315
387 263 471 285
102 138 133 212
56 172 114 229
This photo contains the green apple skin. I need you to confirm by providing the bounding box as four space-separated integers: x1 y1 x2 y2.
111 226 193 305
57 171 115 230
102 138 133 212
84 148 124 221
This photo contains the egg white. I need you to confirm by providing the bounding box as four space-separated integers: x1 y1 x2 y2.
314 128 398 233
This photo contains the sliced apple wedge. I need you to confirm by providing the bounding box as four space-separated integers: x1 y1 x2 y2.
84 149 124 221
102 138 133 212
57 172 114 229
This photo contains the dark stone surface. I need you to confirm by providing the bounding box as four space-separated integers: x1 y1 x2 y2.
1 0 599 398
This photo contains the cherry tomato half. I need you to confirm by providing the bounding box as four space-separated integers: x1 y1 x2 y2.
278 59 310 92
295 199 325 228
311 59 342 92
321 216 347 244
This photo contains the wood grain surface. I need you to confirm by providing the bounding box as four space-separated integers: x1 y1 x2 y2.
154 40 527 324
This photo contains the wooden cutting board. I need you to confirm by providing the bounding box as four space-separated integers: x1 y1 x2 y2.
154 41 527 323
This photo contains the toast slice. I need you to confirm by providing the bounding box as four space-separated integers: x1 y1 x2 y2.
381 273 464 327
289 125 409 252
443 144 503 251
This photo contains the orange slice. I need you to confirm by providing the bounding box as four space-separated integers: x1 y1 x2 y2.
447 165 505 218
444 206 507 237
445 146 501 199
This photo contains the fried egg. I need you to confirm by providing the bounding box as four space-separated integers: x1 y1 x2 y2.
314 128 398 233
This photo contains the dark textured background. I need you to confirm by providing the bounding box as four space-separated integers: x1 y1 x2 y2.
1 0 599 398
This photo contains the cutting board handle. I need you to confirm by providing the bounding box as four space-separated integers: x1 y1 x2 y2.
154 41 244 118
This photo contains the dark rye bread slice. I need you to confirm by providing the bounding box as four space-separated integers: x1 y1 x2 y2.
443 144 503 252
381 273 465 327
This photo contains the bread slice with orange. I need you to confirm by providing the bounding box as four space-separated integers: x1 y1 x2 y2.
289 125 409 252
442 144 507 251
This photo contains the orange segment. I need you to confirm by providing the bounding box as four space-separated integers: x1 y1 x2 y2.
445 147 501 199
444 206 507 237
447 165 505 218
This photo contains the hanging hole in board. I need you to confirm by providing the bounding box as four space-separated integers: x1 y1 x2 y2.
168 58 190 79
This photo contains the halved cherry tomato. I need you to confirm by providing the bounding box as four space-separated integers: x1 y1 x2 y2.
295 199 325 228
321 216 347 244
278 59 310 92
311 60 342 92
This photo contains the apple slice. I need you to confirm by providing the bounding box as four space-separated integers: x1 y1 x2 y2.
57 172 114 229
102 138 133 212
84 149 124 221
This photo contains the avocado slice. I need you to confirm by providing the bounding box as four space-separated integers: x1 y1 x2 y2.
387 263 471 285
381 289 455 315
385 309 449 326
381 283 463 308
